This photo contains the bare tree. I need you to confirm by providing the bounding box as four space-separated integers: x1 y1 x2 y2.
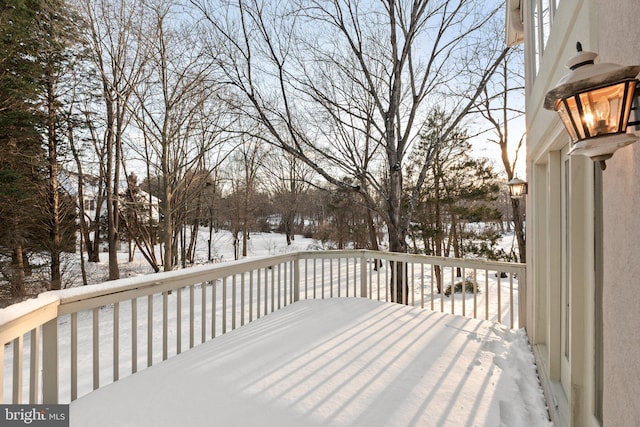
129 0 224 271
194 0 511 303
118 171 163 270
476 45 526 262
312 57 385 253
264 151 314 245
68 117 90 285
79 0 149 280
225 133 268 259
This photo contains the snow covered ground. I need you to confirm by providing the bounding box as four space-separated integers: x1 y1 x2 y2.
72 227 520 285
70 298 551 427
70 230 319 287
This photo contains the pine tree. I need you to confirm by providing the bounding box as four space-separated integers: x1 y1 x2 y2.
0 0 47 298
407 109 503 289
37 0 83 290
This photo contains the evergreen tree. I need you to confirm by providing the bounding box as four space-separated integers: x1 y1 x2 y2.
0 0 47 298
407 109 503 286
37 0 83 290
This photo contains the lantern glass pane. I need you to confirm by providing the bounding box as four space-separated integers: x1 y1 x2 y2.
510 183 525 198
557 102 579 142
620 81 637 131
562 95 587 139
578 82 628 137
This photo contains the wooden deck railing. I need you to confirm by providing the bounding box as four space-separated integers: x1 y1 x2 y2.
0 250 525 404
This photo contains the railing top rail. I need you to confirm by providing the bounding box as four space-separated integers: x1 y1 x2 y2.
0 253 297 342
55 253 298 313
0 293 60 344
295 250 526 271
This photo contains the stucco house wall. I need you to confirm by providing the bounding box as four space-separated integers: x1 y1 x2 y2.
513 0 640 425
597 2 640 425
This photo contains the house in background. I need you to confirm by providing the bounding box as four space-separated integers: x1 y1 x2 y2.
507 0 640 426
59 171 160 227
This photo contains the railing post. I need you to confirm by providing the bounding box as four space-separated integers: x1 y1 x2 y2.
360 252 368 298
12 337 22 403
29 328 40 403
42 318 58 404
518 265 527 329
293 256 300 302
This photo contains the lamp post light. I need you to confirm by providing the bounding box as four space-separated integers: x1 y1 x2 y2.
507 177 528 199
544 42 640 168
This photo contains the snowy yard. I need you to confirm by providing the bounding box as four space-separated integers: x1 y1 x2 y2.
70 298 551 427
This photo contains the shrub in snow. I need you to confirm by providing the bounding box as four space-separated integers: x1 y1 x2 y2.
445 278 478 296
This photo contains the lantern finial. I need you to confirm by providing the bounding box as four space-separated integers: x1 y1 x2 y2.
567 42 596 70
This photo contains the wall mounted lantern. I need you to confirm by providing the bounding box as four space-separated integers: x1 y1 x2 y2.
507 177 528 199
544 42 640 168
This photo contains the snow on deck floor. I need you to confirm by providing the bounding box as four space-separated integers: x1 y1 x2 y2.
70 299 551 427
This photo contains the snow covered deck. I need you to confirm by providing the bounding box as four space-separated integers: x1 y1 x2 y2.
70 299 550 427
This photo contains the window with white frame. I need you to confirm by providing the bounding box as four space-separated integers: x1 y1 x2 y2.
530 0 558 77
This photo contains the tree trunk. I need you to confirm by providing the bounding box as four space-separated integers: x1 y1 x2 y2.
70 126 97 265
511 198 526 262
90 230 100 262
365 209 378 249
242 185 250 257
128 237 134 262
434 265 443 294
46 72 62 291
107 184 120 279
161 201 173 271
78 226 88 286
104 92 119 279
451 215 461 277
286 228 292 246
433 151 444 259
187 222 199 264
284 212 294 245
388 168 409 303
389 259 410 305
242 224 248 257
208 216 214 261
366 209 382 270
11 246 26 298
233 230 239 260
110 112 125 278
161 137 173 271
181 225 187 268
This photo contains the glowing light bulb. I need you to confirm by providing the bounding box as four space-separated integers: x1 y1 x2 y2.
592 98 611 134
